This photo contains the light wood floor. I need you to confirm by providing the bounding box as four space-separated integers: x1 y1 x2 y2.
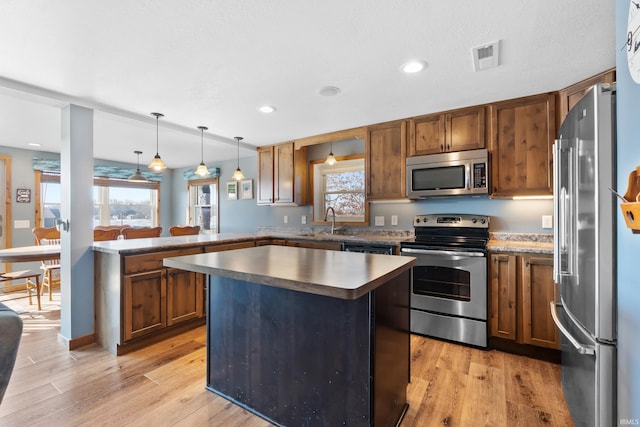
0 295 573 426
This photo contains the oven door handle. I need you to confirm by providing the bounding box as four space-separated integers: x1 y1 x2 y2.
400 248 485 257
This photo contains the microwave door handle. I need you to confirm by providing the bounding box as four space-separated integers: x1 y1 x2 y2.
465 164 471 189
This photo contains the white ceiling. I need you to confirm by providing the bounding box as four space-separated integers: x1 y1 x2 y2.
0 0 615 169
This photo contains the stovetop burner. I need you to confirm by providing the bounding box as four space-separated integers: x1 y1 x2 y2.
403 214 490 252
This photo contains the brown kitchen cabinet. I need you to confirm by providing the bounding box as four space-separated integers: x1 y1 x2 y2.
284 239 342 251
95 246 205 355
365 119 407 200
489 93 556 197
257 142 308 205
557 68 615 126
408 105 486 156
489 253 558 350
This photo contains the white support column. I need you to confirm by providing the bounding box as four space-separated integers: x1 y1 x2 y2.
59 104 94 346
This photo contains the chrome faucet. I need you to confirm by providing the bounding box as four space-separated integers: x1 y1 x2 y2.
324 207 336 234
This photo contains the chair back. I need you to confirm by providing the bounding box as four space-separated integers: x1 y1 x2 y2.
122 226 163 239
169 225 201 236
32 227 60 246
93 229 122 241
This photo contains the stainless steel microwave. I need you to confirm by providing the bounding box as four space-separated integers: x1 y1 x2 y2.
406 148 489 198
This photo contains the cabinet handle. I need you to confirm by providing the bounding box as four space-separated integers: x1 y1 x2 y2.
447 144 450 151
440 144 444 151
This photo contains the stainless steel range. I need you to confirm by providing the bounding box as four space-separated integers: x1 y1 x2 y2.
400 214 489 347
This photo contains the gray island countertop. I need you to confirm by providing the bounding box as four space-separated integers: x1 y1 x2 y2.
164 244 415 300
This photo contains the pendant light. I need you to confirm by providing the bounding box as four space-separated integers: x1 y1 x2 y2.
128 150 148 182
148 112 167 171
231 136 245 181
194 126 210 177
325 141 336 165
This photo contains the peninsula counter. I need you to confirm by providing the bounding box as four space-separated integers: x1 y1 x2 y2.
164 245 415 427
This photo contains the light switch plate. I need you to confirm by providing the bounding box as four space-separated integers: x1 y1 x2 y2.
391 215 398 226
283 215 288 224
301 215 306 225
375 216 385 226
14 219 30 229
542 215 553 229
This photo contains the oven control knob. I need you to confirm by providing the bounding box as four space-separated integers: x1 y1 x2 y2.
415 218 420 224
480 218 486 224
471 218 477 224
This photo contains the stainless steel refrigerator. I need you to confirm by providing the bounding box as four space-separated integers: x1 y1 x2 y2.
552 83 617 427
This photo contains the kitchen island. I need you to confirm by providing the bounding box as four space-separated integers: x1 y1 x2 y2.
164 245 414 427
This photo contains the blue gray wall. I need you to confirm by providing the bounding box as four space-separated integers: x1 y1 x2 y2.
616 1 640 421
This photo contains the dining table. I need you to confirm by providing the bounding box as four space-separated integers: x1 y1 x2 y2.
0 244 61 310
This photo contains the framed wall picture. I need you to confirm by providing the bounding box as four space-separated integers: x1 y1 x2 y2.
226 181 237 200
240 179 253 200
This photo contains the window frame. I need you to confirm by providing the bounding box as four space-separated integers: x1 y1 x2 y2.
34 170 161 228
186 177 219 234
310 154 369 226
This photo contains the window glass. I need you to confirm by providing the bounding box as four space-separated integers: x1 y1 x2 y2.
313 158 366 224
188 179 219 233
41 181 61 228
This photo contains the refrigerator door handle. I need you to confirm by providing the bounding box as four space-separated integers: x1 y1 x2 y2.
550 302 596 355
553 141 560 283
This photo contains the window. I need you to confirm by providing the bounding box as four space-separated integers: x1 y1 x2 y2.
36 172 160 228
311 156 368 225
187 178 219 233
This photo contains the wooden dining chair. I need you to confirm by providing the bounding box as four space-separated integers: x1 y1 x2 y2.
32 226 61 302
121 226 163 239
93 229 122 241
169 225 200 236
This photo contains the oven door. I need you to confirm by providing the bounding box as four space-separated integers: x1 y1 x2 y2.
400 248 487 320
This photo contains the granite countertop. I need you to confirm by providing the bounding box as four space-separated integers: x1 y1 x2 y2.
487 232 553 255
92 229 414 255
164 245 415 300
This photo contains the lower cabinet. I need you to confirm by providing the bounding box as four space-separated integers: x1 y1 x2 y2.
489 253 558 349
285 239 342 251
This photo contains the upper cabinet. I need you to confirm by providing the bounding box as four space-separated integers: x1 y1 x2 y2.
557 68 615 126
489 93 556 198
365 120 407 200
408 106 486 156
257 142 308 205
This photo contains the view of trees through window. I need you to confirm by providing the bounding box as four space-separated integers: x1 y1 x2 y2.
323 170 365 218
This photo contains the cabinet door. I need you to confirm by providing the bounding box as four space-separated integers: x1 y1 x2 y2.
285 240 342 251
124 270 166 341
166 268 203 326
558 69 615 125
489 93 556 197
520 255 559 349
365 120 407 200
447 106 486 152
257 146 274 205
274 142 295 204
489 253 517 341
409 113 444 155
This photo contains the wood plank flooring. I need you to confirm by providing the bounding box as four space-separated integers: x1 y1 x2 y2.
0 296 573 426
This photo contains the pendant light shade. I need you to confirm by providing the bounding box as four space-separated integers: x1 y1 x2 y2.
325 141 336 165
128 150 148 182
194 125 210 177
232 136 245 181
148 112 167 171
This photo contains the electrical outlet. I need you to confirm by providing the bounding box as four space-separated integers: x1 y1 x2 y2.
375 216 385 226
391 215 398 226
14 220 30 229
301 215 306 224
542 215 553 229
283 215 288 224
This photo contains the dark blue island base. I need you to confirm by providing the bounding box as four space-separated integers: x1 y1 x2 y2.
206 269 410 427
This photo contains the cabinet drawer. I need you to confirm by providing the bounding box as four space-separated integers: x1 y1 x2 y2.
124 248 202 274
204 241 255 252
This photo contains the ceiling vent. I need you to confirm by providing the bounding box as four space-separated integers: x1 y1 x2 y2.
472 41 500 72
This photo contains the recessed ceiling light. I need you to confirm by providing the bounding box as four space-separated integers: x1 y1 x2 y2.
258 105 276 113
401 60 427 74
318 86 341 97
28 142 41 147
